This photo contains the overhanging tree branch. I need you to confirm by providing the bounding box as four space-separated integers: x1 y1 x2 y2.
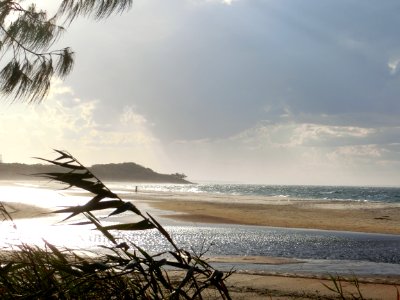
0 0 132 103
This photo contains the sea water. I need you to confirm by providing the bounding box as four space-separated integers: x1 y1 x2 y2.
109 183 400 203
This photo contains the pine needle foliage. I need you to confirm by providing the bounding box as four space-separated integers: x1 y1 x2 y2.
0 150 232 299
0 0 132 103
58 0 133 22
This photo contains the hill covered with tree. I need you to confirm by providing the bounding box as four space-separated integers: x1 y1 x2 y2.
0 162 191 184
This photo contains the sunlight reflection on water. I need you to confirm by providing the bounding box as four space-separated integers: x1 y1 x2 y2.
0 183 101 249
0 184 89 208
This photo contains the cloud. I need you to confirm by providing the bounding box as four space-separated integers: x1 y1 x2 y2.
290 124 376 147
229 122 377 149
388 58 400 75
328 145 383 162
165 121 400 185
195 0 236 5
218 0 235 4
0 81 166 169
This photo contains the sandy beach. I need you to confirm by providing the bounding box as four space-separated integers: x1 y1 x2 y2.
224 272 400 299
134 191 400 235
9 188 400 236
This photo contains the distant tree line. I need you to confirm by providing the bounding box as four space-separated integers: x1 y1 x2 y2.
0 162 191 184
171 172 187 180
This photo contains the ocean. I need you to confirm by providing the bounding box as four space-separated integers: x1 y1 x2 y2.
109 182 400 203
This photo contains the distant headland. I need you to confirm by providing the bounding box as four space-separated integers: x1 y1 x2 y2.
0 162 191 184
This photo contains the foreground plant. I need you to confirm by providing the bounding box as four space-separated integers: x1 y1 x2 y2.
0 150 231 299
322 274 400 300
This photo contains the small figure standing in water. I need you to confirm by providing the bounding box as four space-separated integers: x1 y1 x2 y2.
135 186 138 193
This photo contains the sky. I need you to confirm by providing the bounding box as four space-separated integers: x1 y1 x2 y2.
1 0 400 186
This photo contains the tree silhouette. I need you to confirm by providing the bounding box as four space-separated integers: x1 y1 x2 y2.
0 0 132 103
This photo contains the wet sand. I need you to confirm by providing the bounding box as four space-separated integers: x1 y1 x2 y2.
135 192 400 235
199 256 399 299
224 272 400 299
1 202 49 219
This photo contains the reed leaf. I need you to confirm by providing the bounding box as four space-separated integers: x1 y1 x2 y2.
84 212 116 245
53 200 122 221
147 213 181 254
36 171 93 181
53 149 73 161
108 201 141 216
102 219 155 231
43 240 68 264
68 220 93 226
76 262 110 273
33 157 86 170
0 262 14 275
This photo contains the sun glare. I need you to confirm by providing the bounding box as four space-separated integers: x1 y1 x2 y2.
0 183 100 249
